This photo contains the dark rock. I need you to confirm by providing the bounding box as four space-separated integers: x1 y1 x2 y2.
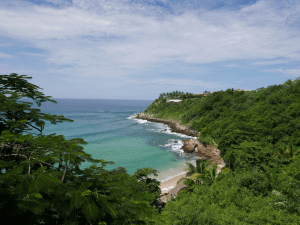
182 139 189 143
181 139 196 153
182 140 195 153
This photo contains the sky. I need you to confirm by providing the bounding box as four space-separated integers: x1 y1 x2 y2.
0 0 300 100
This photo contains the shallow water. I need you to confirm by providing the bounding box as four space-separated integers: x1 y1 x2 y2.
19 98 199 181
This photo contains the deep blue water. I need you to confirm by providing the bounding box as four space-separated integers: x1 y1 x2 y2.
19 98 198 181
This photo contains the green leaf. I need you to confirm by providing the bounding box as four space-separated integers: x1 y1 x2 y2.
0 160 15 168
82 197 99 221
36 166 47 175
68 143 77 151
30 193 43 198
70 192 84 210
81 190 92 196
18 119 29 124
80 182 93 190
29 177 39 192
72 151 85 156
190 173 202 180
9 165 24 176
0 130 12 136
95 194 117 218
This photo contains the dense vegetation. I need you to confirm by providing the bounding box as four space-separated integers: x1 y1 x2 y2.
1 73 300 224
0 73 163 225
144 77 300 224
159 91 196 100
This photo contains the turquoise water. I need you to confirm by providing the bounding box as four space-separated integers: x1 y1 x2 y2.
20 98 198 181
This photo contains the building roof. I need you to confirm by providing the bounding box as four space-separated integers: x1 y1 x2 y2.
167 99 182 102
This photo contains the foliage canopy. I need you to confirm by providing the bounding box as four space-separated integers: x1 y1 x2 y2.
2 73 300 224
145 77 300 224
0 73 163 225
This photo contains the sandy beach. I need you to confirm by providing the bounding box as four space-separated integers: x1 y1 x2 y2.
159 171 189 195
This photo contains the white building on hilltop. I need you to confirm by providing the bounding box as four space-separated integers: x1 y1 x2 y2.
166 99 182 103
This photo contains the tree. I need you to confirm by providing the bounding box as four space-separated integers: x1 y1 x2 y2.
0 73 161 224
132 167 161 206
206 162 218 182
0 73 73 137
142 76 300 223
177 159 212 192
185 158 211 176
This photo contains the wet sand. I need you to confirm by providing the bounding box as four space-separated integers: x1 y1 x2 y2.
159 171 189 195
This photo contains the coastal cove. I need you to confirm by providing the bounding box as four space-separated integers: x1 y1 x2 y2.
15 98 211 202
2 75 300 224
136 112 226 175
18 98 202 181
135 112 226 202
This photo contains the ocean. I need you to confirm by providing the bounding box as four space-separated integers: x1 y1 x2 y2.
19 98 199 182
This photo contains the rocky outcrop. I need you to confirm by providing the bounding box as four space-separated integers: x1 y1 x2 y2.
136 112 200 137
181 139 225 175
136 112 225 175
136 111 226 204
182 138 196 153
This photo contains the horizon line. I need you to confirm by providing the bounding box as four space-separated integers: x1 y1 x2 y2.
20 97 155 101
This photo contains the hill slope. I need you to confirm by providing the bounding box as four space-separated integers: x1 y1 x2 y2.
144 78 300 224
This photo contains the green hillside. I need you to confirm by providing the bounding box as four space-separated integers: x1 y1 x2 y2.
145 78 300 224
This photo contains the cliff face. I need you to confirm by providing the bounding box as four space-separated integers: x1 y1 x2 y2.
136 112 226 175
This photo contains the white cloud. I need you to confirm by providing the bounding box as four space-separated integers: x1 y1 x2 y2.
0 0 299 98
0 0 299 67
252 59 292 65
0 51 12 58
224 64 239 67
146 78 223 89
261 68 300 76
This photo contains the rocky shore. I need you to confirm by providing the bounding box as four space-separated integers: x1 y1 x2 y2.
136 112 200 137
136 111 226 204
181 138 226 175
136 112 225 175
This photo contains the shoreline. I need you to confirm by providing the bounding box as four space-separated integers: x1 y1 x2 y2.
159 171 189 194
136 112 200 138
134 112 226 202
134 113 198 201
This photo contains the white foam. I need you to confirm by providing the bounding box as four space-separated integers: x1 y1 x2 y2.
163 128 195 138
128 113 197 139
160 171 188 183
126 113 138 120
127 114 152 124
161 186 174 191
159 139 185 154
157 125 196 138
137 119 149 124
128 113 200 183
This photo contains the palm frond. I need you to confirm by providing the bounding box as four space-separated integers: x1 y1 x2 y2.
177 177 188 185
186 162 196 175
